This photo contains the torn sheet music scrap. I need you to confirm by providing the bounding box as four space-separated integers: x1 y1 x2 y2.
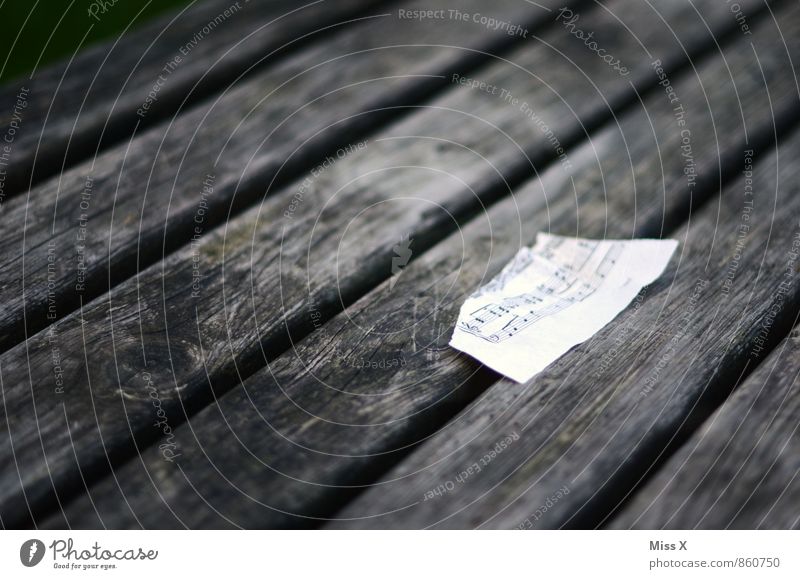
450 234 678 383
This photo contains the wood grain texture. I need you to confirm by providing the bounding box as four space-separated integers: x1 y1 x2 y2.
0 0 572 356
327 129 800 528
37 1 800 528
0 0 384 199
2 0 607 527
609 331 800 529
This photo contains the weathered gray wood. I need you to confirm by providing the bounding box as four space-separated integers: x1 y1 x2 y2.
0 0 383 200
609 331 800 529
0 0 572 356
327 130 800 527
38 1 800 528
1 0 593 527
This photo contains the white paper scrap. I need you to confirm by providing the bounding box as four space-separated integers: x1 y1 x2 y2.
450 233 678 383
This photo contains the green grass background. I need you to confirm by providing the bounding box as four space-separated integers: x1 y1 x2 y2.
1 0 192 85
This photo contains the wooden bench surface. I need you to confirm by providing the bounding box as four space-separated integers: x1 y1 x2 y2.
1 0 798 529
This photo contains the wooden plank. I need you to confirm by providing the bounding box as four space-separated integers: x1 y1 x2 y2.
327 133 800 526
609 331 800 529
0 0 578 527
0 0 384 200
0 0 571 356
38 1 800 528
